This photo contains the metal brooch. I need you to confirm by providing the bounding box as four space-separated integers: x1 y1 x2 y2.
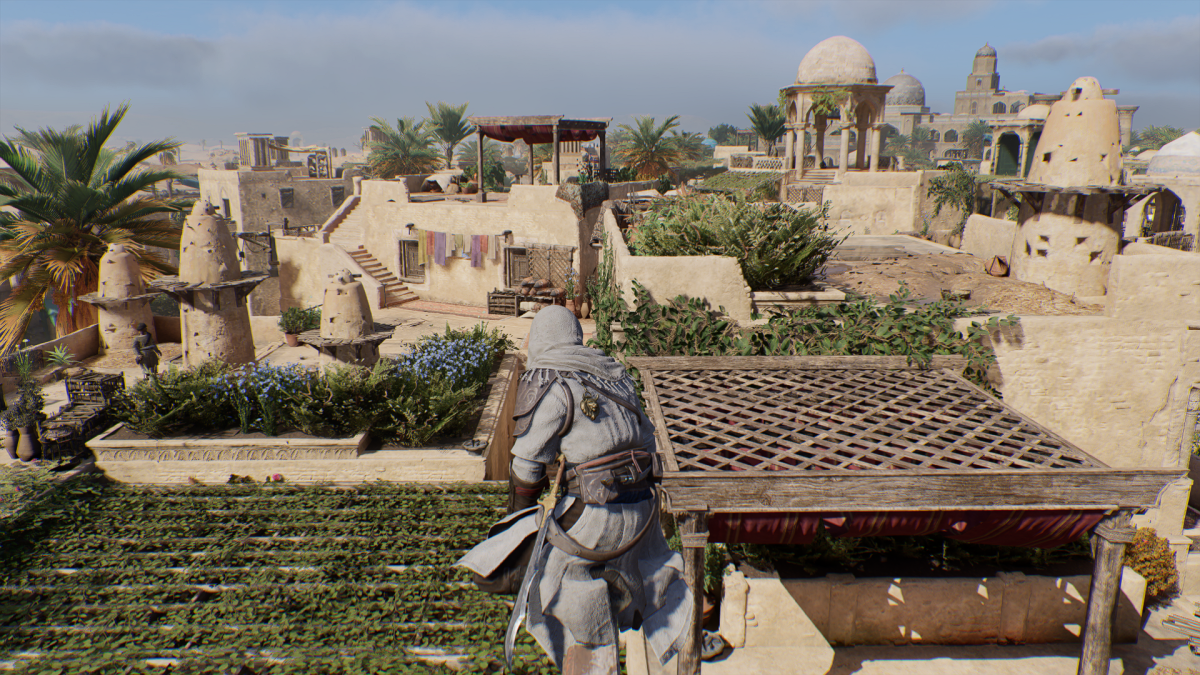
580 390 599 420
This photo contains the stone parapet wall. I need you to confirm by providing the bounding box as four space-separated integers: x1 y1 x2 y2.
961 214 1016 262
602 207 753 320
1106 248 1200 321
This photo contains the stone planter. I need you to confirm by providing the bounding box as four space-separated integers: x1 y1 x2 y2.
88 353 523 485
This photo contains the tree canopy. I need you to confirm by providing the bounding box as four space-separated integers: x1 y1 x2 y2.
960 120 991 160
424 101 474 170
1130 125 1186 152
0 103 185 351
365 117 441 178
746 104 785 154
615 115 682 180
708 124 738 145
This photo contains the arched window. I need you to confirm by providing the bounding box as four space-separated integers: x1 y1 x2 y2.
970 102 978 115
1010 103 1023 114
930 130 941 142
944 129 959 143
993 102 1007 114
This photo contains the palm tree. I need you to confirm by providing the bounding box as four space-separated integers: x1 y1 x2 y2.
1136 125 1185 151
746 104 785 154
708 124 738 145
615 116 682 179
365 117 441 178
961 120 991 160
669 131 707 162
424 101 474 170
0 103 185 351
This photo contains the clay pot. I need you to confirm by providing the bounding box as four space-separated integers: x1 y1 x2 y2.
284 333 300 347
16 426 40 462
3 428 18 460
463 182 478 195
565 299 582 319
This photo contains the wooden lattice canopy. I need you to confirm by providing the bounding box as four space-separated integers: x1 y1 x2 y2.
630 356 1178 513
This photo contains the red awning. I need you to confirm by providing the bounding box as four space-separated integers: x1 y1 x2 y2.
477 125 602 145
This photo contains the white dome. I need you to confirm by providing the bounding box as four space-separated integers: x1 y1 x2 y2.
884 70 925 107
796 36 877 86
1017 104 1051 120
1148 130 1200 175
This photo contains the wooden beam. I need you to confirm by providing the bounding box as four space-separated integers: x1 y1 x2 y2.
476 128 485 203
1079 510 1134 675
552 122 561 186
626 355 969 371
660 469 1181 512
677 512 708 675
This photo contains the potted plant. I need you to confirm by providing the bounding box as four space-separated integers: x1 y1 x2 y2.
279 306 320 347
1 350 45 461
564 267 581 318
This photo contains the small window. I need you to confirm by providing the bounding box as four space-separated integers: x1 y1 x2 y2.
930 130 940 142
970 102 978 115
331 186 345 208
505 247 529 288
222 198 231 219
1010 103 1023 114
280 188 294 208
993 102 1007 114
400 240 425 282
944 129 958 143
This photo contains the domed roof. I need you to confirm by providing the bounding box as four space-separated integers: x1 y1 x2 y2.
976 43 996 57
796 36 877 86
884 70 925 106
1017 104 1051 120
1148 130 1200 175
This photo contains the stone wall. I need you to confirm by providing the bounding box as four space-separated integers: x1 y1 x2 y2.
1107 246 1200 321
822 171 966 237
602 207 754 320
961 214 1016 262
275 236 385 311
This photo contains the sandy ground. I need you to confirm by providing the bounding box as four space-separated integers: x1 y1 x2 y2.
822 237 1105 317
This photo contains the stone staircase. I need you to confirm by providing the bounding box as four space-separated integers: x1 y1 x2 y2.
347 246 418 307
327 203 367 248
792 169 839 185
322 202 418 308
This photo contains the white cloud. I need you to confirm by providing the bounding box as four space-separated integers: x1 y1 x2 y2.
1004 18 1200 84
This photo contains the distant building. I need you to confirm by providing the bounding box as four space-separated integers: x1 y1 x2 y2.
880 44 1138 175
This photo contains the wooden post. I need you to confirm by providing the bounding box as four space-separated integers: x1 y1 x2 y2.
528 142 536 185
599 130 607 179
678 512 708 675
552 122 561 186
1078 510 1134 675
476 128 485 202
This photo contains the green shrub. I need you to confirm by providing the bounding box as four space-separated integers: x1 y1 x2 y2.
628 193 844 289
109 360 236 437
1125 527 1179 601
279 306 321 334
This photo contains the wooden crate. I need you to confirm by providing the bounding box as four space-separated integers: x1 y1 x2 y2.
65 372 125 405
487 290 519 317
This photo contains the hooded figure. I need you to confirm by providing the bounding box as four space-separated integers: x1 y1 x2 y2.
458 306 691 674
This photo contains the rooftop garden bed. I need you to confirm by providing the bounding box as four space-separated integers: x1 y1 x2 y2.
107 325 514 448
692 170 783 198
0 471 557 673
624 194 844 290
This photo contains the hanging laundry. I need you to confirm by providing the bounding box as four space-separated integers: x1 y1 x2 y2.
492 235 502 261
453 234 464 258
464 235 473 257
426 230 435 264
479 234 488 259
470 235 482 268
434 232 447 266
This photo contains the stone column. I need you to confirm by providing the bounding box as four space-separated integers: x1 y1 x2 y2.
868 126 881 172
1017 129 1030 179
838 126 850 177
783 128 794 174
856 125 868 170
598 130 607 177
815 118 827 166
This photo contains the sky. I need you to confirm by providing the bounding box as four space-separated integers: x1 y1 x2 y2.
2 0 1198 150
